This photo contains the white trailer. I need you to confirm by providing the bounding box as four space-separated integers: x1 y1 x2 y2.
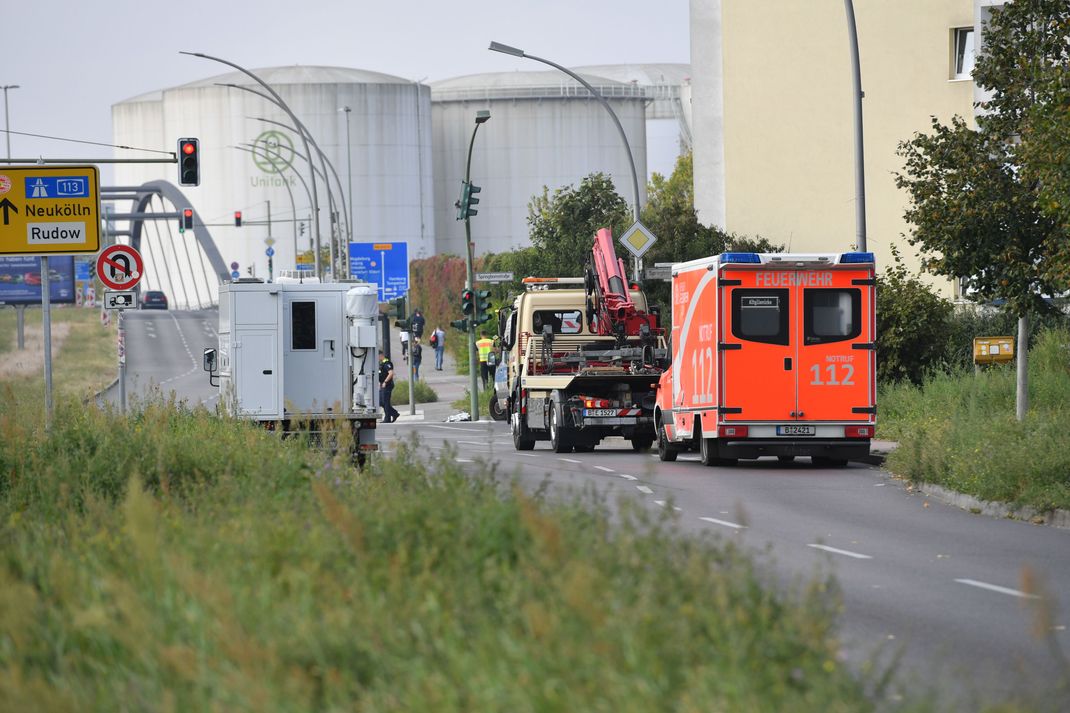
203 279 380 461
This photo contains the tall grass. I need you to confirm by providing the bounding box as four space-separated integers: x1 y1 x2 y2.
880 329 1070 511
0 390 909 712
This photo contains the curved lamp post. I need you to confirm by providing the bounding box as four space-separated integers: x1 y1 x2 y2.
843 0 867 251
488 41 641 224
182 52 325 277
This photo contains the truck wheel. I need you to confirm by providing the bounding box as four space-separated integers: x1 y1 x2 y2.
657 424 678 462
549 406 572 453
511 411 535 451
631 437 655 452
488 396 507 421
812 456 848 468
699 434 717 467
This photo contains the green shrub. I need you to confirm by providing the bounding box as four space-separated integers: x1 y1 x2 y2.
452 384 496 415
392 379 437 403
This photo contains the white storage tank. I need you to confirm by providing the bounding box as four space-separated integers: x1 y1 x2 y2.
430 70 648 258
112 66 434 304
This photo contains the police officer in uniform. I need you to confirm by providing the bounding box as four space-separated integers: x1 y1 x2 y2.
379 354 400 423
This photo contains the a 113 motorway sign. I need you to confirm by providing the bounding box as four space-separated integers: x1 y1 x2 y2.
0 166 101 256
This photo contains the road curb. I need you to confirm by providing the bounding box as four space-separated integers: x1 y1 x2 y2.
917 482 1070 530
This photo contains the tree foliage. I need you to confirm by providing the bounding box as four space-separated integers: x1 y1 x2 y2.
895 0 1070 314
525 173 631 278
875 245 953 384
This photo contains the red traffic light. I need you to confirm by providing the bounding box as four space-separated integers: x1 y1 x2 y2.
181 141 196 155
234 211 243 227
183 208 193 218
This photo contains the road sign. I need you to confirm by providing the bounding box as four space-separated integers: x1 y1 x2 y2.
618 220 657 259
475 271 514 283
96 245 144 290
231 270 241 280
104 290 137 310
643 266 672 281
230 261 239 270
265 246 275 257
348 242 409 302
264 237 275 247
0 166 101 256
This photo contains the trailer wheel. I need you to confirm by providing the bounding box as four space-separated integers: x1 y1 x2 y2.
549 405 572 453
511 410 535 451
657 424 678 462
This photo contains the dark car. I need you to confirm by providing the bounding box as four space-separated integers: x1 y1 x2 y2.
141 290 168 310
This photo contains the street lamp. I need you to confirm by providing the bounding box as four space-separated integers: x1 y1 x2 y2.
488 41 640 223
462 109 490 420
843 0 868 251
2 84 19 160
339 106 353 259
182 52 326 278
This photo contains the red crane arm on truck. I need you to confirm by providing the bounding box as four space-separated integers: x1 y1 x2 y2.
586 228 659 339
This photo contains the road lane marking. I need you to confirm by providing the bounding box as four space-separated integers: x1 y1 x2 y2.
955 579 1039 599
616 473 638 481
808 544 872 560
699 516 745 530
459 441 491 446
558 458 582 464
456 458 474 463
636 485 654 495
654 500 683 511
594 465 615 473
517 453 540 457
425 425 484 432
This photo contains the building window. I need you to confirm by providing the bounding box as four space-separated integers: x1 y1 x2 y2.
953 27 975 80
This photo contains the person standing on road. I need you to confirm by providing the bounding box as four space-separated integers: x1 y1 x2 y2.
379 354 400 423
411 309 426 340
399 328 410 361
430 325 446 370
476 331 495 389
411 337 423 381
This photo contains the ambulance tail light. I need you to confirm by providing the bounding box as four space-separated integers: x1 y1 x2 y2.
718 425 749 438
719 252 761 264
839 252 875 264
845 425 872 439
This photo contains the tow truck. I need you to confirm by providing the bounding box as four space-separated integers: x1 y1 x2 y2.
499 228 668 452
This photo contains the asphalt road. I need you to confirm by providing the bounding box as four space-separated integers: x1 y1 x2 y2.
118 310 1070 709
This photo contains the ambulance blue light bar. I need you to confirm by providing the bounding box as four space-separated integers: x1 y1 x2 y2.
720 252 762 264
839 252 875 264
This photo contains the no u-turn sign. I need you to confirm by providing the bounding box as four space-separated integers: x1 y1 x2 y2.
96 244 143 290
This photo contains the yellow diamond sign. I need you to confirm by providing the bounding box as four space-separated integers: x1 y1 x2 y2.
618 220 656 259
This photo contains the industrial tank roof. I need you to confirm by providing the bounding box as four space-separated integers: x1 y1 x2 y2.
116 65 412 104
571 63 692 87
430 70 645 102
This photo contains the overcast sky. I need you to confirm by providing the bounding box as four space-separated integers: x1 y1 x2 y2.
3 0 690 174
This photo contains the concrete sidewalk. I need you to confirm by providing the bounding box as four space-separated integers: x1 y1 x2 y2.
384 326 488 423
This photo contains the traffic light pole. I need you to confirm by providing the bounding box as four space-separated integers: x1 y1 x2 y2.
462 116 487 421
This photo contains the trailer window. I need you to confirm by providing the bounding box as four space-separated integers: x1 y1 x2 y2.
804 289 861 345
532 310 583 335
291 301 317 350
732 289 789 346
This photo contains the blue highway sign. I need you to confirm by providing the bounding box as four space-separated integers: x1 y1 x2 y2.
348 242 409 302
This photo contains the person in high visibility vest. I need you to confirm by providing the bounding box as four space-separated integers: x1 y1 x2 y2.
476 332 495 389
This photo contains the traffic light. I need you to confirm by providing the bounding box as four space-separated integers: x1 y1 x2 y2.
450 318 469 333
461 288 475 317
455 182 469 221
177 138 200 187
234 211 242 227
181 208 194 232
475 289 492 325
466 183 481 217
393 297 410 331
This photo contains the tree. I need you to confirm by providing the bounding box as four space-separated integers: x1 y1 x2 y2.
894 0 1070 419
525 173 631 278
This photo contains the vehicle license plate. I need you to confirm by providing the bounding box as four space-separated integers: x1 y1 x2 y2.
777 425 815 436
585 409 618 417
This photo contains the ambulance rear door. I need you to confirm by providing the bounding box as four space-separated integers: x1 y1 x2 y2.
795 260 875 422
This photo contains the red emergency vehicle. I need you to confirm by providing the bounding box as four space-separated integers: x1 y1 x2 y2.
654 251 876 466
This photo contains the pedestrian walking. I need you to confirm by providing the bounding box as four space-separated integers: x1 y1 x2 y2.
476 331 495 390
400 328 409 360
411 309 426 339
379 354 400 423
411 337 423 381
431 325 446 370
